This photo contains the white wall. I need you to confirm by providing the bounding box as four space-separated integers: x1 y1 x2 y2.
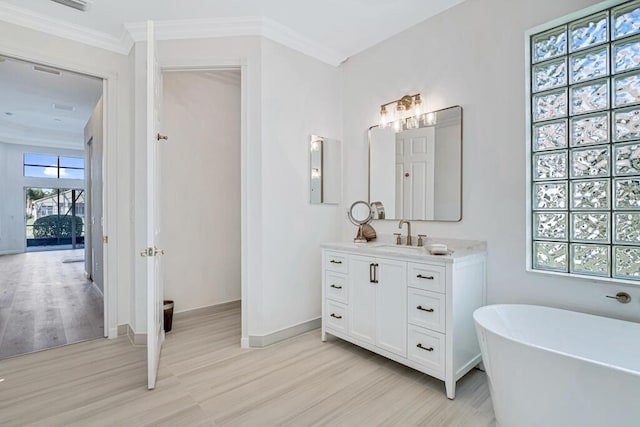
84 97 104 294
0 19 133 331
130 36 262 337
160 71 241 313
0 141 84 254
259 38 343 335
342 0 640 322
130 36 344 340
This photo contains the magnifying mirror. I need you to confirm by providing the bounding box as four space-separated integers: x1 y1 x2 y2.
348 200 377 243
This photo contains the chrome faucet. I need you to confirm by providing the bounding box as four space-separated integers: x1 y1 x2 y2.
398 220 412 246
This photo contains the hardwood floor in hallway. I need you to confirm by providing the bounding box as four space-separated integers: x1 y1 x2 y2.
0 249 104 358
0 305 495 426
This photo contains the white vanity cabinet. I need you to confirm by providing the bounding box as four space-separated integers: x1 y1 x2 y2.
321 242 486 399
349 255 407 357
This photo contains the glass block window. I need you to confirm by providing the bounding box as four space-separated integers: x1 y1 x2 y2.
529 0 640 281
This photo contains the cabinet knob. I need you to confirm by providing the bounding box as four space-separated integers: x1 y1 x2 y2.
416 305 434 313
330 260 342 264
330 313 342 319
417 274 434 280
330 284 343 289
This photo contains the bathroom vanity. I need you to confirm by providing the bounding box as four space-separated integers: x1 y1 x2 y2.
321 239 486 399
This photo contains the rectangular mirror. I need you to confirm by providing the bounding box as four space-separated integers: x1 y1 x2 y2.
310 135 341 204
369 105 462 221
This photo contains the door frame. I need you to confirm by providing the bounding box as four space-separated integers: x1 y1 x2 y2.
0 47 119 339
161 58 249 348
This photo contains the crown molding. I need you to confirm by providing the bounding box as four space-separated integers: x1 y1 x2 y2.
124 16 264 42
0 1 346 66
261 17 346 66
0 1 133 55
125 16 347 66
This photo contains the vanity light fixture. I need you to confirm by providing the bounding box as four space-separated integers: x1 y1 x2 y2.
379 93 424 132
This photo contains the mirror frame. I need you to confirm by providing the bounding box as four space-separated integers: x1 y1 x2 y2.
348 200 374 225
368 105 463 222
309 134 341 205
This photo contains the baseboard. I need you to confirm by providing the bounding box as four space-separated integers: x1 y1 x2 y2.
249 317 320 348
240 336 249 349
117 324 128 337
0 250 21 256
127 324 147 346
174 300 240 320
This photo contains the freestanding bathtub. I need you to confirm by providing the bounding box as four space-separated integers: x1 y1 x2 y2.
474 304 640 427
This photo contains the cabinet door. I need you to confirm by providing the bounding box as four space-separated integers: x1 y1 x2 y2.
348 255 376 345
375 258 407 357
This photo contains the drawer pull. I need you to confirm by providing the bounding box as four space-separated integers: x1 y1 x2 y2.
369 263 379 284
417 274 434 280
330 260 342 264
417 343 434 352
416 305 434 312
330 284 343 289
330 313 342 319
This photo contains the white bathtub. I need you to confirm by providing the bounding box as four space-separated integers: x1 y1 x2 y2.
474 304 640 427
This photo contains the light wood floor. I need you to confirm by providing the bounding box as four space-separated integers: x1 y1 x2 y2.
0 307 496 426
0 249 104 359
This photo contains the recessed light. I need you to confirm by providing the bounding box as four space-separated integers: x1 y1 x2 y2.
33 65 61 76
52 103 75 112
50 0 92 12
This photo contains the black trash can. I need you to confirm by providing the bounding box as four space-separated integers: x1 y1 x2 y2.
163 300 174 332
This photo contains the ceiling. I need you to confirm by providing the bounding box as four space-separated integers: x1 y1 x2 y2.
0 0 466 150
0 55 102 150
0 0 466 63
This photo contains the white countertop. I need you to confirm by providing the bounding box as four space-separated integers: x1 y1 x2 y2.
321 237 486 264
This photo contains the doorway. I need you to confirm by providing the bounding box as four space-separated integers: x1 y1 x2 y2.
25 187 85 251
159 70 242 326
0 55 105 358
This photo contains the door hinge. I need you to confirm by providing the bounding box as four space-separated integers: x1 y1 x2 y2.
140 247 165 257
103 236 108 244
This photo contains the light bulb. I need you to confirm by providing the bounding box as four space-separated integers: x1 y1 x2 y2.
413 94 422 117
379 105 388 128
395 101 405 132
425 112 437 126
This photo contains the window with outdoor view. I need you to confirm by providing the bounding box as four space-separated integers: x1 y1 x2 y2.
24 153 85 180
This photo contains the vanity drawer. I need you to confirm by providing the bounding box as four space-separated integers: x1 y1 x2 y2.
325 251 348 274
408 263 445 293
408 288 445 333
408 325 445 375
326 300 347 333
326 272 348 304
